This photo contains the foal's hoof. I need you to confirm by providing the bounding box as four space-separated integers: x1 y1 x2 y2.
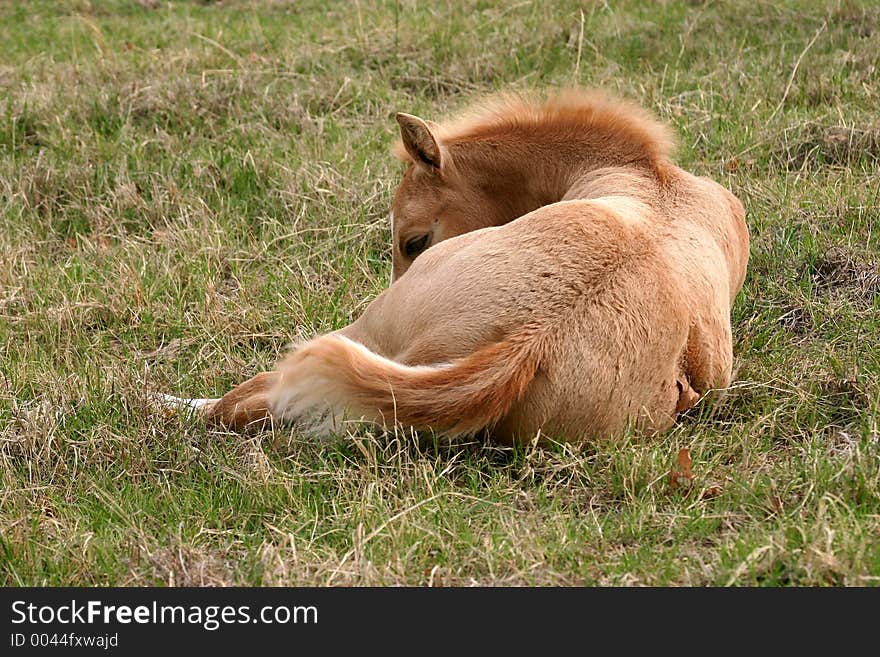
153 393 218 418
675 378 700 413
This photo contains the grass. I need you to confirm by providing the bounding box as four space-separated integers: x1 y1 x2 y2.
1 0 878 586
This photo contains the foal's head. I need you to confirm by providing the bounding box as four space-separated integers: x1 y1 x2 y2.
388 113 504 283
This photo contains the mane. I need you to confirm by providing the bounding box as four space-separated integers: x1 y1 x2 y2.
393 89 677 175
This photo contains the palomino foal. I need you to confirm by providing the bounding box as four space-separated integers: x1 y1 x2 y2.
172 91 749 444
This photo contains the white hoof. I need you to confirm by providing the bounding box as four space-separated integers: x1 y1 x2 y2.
154 393 219 414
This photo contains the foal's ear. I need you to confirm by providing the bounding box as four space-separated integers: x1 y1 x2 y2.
396 112 443 171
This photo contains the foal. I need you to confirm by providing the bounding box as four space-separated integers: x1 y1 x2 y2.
170 90 749 444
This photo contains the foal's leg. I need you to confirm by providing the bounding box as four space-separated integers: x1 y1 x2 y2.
203 371 280 431
199 323 377 431
682 308 734 396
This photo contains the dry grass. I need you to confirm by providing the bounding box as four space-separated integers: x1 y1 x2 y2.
1 0 879 586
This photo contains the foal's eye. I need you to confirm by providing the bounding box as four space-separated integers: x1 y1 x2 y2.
404 234 430 259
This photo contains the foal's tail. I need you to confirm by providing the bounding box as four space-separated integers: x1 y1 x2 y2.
270 328 545 436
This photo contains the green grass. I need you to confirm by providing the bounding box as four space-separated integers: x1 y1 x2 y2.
1 0 878 586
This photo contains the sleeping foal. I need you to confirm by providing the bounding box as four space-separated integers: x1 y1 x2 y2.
166 90 749 444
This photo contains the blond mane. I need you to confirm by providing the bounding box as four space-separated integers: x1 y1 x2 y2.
393 89 677 174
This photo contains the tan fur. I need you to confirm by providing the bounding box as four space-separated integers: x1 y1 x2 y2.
270 330 544 436
206 371 278 431
197 89 749 445
392 89 676 176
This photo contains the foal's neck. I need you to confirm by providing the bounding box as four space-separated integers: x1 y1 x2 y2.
455 133 661 228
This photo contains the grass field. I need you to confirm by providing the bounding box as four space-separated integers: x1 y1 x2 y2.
1 0 878 586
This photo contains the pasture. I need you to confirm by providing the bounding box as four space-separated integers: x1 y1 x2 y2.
1 0 878 585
